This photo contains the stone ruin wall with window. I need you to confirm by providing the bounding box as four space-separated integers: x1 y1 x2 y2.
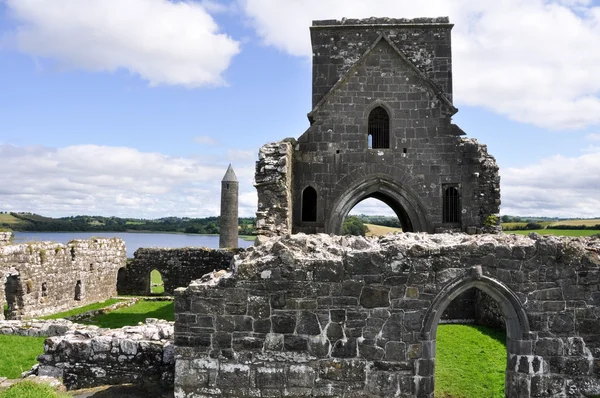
255 17 500 237
174 233 600 398
0 235 126 320
118 247 243 296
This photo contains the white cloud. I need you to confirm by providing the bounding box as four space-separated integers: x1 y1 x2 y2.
194 136 220 146
240 0 600 129
5 0 240 87
0 144 256 218
349 198 396 217
501 148 600 217
228 149 256 162
585 133 600 141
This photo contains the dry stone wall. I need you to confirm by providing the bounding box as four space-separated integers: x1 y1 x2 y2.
0 232 11 245
36 319 174 390
118 247 242 295
174 233 600 398
0 238 126 320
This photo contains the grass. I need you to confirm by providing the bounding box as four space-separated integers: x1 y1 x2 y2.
85 299 173 328
0 335 46 379
151 270 164 295
435 324 506 398
508 229 600 237
364 223 402 236
0 381 70 398
40 298 123 320
550 218 600 226
0 214 21 224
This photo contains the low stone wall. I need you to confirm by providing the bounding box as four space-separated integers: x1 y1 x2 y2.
118 247 242 295
37 319 174 390
0 238 126 320
174 233 600 398
0 319 101 337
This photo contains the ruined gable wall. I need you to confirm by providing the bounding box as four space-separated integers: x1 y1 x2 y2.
310 17 453 107
0 238 125 320
294 38 499 233
118 247 242 295
174 233 600 398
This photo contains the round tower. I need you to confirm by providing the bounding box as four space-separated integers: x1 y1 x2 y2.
219 164 239 248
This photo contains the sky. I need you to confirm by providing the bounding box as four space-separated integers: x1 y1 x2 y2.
0 0 599 220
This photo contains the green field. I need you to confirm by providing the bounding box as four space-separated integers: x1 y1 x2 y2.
85 299 173 328
0 380 70 398
550 218 600 226
0 214 21 224
508 229 600 237
0 335 46 379
40 298 123 320
435 324 506 398
364 223 402 236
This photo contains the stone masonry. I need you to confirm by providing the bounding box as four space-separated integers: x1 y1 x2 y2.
118 247 243 295
174 233 600 398
36 319 174 390
255 18 501 236
0 237 126 320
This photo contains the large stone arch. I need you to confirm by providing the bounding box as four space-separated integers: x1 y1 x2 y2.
326 172 432 234
420 266 532 397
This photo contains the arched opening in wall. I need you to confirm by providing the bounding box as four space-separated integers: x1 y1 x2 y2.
74 280 82 301
367 106 389 149
442 185 460 223
301 186 317 222
150 269 164 295
4 275 21 320
434 287 507 397
116 267 127 295
343 196 404 236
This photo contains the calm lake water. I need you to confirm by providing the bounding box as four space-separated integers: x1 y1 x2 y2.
12 232 254 258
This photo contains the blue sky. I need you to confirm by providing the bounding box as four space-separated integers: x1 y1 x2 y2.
1 0 599 219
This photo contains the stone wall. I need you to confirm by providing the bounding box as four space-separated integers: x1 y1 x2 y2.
0 238 126 320
174 233 600 398
255 141 294 238
37 319 174 390
0 232 11 245
118 247 242 295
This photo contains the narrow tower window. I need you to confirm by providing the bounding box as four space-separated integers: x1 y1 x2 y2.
302 186 317 222
368 106 390 149
443 186 460 223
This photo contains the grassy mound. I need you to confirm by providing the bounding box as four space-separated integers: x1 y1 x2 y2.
0 335 46 379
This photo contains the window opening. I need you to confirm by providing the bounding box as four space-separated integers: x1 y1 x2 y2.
368 106 390 149
443 186 460 223
302 186 317 222
74 280 82 300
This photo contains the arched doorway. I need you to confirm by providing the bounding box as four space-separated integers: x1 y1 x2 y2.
420 268 531 397
150 269 164 295
327 177 431 234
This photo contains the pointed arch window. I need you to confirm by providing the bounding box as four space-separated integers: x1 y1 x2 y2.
443 185 460 223
368 106 390 149
302 186 317 222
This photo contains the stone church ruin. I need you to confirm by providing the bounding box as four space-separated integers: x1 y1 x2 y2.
256 17 500 237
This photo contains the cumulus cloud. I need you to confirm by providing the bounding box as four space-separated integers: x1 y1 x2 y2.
0 144 256 218
501 148 600 217
240 0 600 129
5 0 240 87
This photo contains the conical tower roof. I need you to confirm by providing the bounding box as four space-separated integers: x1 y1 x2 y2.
221 164 238 182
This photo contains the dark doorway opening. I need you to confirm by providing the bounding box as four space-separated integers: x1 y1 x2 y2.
301 186 317 222
4 275 21 320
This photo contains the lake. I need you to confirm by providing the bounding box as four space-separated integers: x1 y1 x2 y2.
12 232 254 258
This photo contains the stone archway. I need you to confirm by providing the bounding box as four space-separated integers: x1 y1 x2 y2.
420 266 532 397
326 175 432 234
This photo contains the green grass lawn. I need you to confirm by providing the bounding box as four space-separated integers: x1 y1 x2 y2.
507 229 600 237
151 269 164 295
0 380 70 398
40 298 123 320
0 335 46 379
435 324 506 398
85 299 174 328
